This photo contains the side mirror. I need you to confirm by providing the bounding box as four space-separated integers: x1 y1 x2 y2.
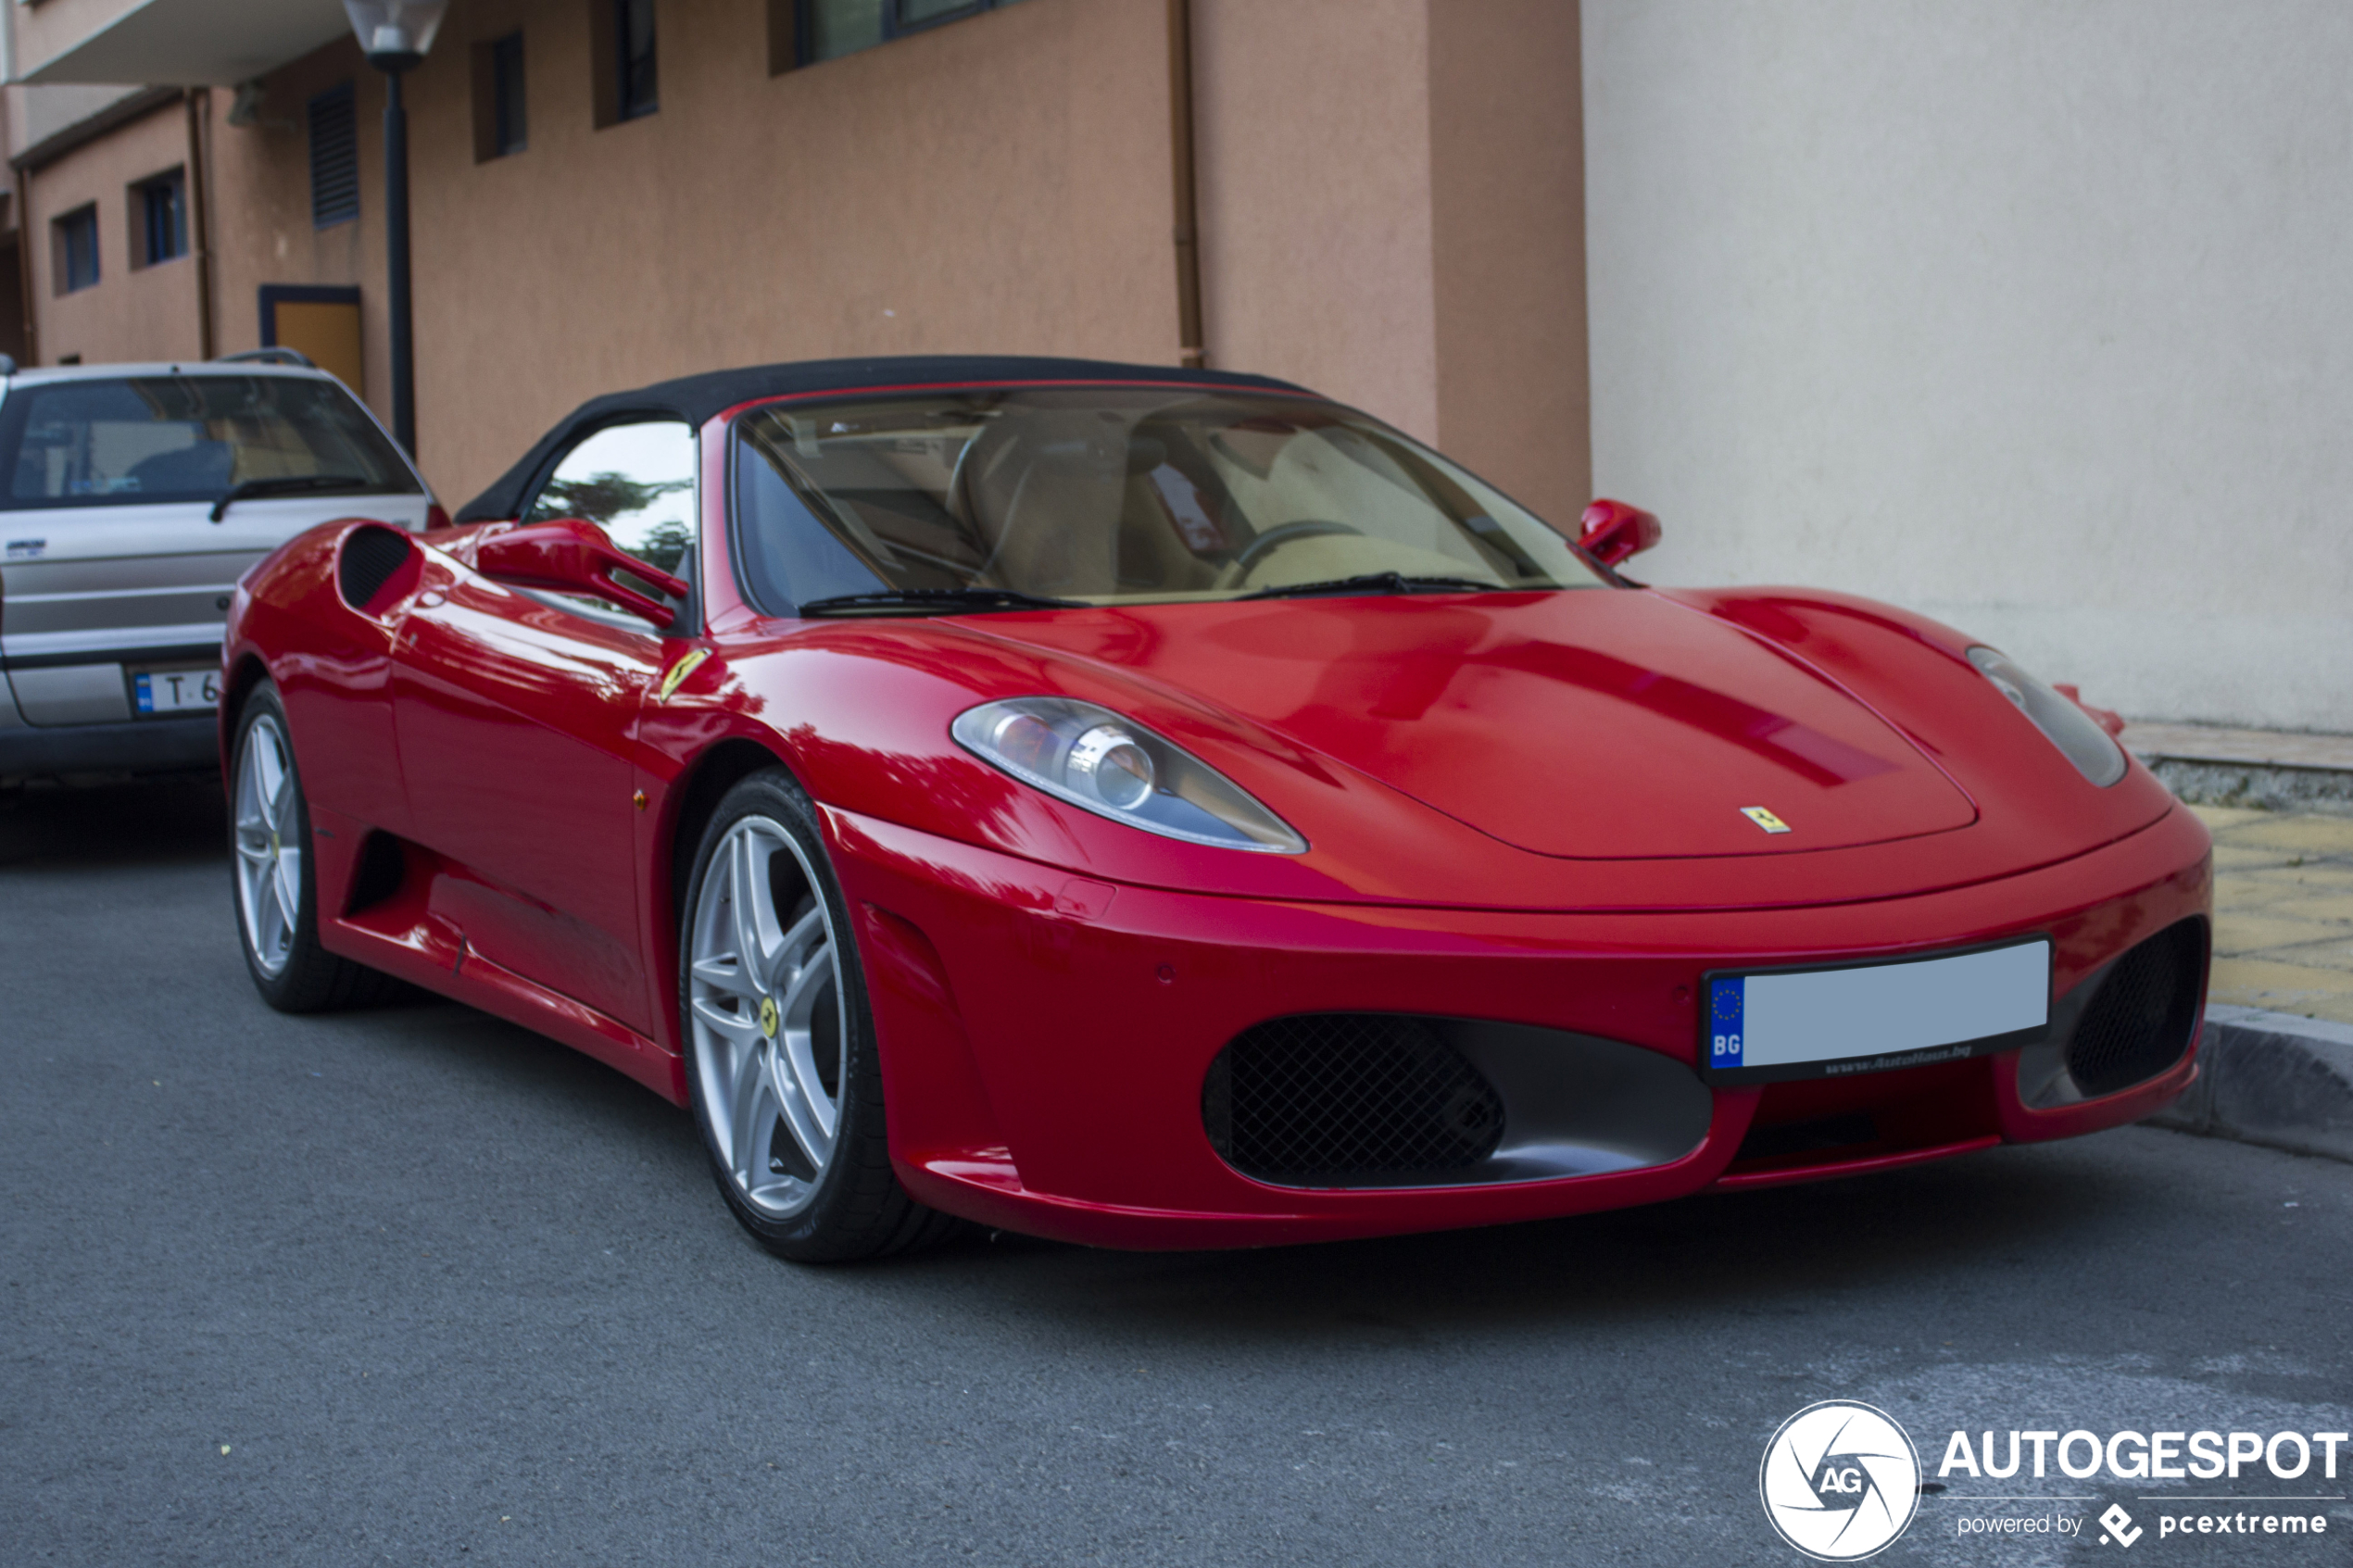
469 517 686 628
1578 499 1662 567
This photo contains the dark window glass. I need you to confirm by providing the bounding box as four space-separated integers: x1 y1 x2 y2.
0 375 419 511
492 33 527 155
730 388 1603 611
616 0 657 120
55 207 99 294
138 170 188 266
899 0 982 25
308 84 359 228
807 0 884 60
799 0 1027 66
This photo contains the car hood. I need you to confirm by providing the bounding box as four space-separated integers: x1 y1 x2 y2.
965 588 1979 859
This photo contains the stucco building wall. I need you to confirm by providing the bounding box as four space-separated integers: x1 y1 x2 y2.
1191 0 1590 522
203 0 1181 508
22 98 203 366
1583 0 2353 731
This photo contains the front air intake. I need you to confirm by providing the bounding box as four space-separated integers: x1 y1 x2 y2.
1202 1013 1505 1186
2065 918 2208 1098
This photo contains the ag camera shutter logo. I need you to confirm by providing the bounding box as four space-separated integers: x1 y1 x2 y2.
1759 1401 1922 1560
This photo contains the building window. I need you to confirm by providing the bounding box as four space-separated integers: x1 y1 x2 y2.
472 31 528 161
132 169 189 267
776 0 1029 71
309 83 359 229
53 206 99 295
616 0 658 120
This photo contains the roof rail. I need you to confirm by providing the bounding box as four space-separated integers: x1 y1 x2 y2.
215 346 315 369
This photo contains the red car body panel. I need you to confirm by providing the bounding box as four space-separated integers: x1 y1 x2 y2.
220 371 2211 1250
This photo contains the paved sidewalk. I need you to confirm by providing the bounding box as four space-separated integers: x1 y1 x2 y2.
2195 804 2353 1026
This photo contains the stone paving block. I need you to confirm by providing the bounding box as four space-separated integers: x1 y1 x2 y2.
2215 815 2353 856
2211 844 2298 872
2267 889 2353 925
2208 956 2353 1026
2209 911 2348 957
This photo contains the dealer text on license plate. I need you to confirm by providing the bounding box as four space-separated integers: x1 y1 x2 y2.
1703 938 2050 1084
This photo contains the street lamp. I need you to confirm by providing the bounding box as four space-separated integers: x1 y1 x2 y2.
342 1 447 458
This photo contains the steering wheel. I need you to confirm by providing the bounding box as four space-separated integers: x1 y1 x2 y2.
1226 520 1364 579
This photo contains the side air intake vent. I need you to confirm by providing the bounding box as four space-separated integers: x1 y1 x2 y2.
2065 918 2207 1098
337 525 415 613
1202 1013 1505 1186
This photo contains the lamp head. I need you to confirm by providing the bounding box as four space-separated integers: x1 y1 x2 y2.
342 0 447 73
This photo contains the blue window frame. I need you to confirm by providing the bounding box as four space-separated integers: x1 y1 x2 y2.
136 169 188 266
54 206 99 294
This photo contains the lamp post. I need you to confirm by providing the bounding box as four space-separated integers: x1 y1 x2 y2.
342 1 447 458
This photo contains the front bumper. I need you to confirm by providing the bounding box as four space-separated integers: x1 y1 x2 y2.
824 802 2212 1249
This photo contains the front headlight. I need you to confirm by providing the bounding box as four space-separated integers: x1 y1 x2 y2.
952 696 1308 853
1966 646 2127 787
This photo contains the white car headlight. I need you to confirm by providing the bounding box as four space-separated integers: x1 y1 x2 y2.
952 697 1307 853
1966 646 2127 787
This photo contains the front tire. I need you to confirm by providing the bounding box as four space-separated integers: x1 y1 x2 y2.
230 681 394 1011
680 768 954 1262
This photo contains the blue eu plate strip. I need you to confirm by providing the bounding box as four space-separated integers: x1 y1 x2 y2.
134 675 154 715
1709 976 1744 1069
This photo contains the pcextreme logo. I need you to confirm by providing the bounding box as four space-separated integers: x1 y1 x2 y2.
1759 1402 1923 1560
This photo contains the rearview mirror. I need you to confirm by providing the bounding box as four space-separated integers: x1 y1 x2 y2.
469 517 687 628
1578 499 1662 567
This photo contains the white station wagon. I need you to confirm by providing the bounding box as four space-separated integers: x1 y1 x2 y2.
0 353 436 782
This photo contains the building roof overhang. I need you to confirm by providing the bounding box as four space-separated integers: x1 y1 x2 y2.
19 0 349 87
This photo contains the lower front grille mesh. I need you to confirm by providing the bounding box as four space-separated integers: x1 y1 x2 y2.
2066 918 2207 1098
1202 1013 1504 1185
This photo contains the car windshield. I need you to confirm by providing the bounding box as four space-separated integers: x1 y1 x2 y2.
731 387 1606 612
0 374 418 510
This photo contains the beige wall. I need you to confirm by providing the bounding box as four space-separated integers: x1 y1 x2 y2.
201 0 1182 507
1192 0 1590 523
1585 0 2353 731
21 0 1593 529
23 97 204 365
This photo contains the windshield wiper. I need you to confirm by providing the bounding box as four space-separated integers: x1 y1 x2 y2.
796 586 1086 617
210 474 381 523
1239 571 1510 601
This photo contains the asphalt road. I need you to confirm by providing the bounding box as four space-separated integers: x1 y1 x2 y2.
3 777 2347 1568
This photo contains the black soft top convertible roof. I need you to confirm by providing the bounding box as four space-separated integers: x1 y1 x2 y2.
454 354 1306 523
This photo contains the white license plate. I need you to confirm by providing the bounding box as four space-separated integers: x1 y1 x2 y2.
133 666 220 715
1703 938 2050 1083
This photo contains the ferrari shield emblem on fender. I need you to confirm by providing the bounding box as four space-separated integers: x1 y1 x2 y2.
1741 806 1792 834
657 647 711 702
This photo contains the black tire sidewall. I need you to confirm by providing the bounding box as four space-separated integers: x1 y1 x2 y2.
678 768 891 1257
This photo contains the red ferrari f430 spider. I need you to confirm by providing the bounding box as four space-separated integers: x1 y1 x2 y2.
220 357 2209 1260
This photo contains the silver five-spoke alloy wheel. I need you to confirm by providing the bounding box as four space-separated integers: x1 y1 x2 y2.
688 816 847 1219
233 712 303 977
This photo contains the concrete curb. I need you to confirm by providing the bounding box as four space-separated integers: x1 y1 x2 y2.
2146 1005 2353 1163
2141 757 2353 816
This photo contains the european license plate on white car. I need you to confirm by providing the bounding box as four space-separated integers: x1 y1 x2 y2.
132 666 220 715
1701 938 2051 1085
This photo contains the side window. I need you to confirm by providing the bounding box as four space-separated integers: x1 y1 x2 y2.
524 420 697 616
